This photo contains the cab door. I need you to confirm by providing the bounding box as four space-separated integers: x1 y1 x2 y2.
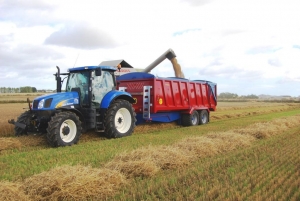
91 70 115 107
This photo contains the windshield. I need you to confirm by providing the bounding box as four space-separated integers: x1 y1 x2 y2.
66 71 90 105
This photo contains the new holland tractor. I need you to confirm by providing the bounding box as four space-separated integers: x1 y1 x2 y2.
8 66 136 147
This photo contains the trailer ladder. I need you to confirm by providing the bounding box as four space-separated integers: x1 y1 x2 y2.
143 86 152 120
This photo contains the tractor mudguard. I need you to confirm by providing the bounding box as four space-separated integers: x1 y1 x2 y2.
57 107 85 124
100 90 135 109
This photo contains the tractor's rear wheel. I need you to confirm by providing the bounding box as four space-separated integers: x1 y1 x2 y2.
181 110 200 127
104 99 136 138
46 112 82 147
14 111 31 136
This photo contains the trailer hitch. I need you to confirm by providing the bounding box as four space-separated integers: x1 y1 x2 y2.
8 119 27 130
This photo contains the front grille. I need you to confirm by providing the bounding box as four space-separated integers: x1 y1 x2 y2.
44 98 53 108
33 100 39 109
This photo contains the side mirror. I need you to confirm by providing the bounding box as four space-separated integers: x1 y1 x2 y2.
95 67 102 76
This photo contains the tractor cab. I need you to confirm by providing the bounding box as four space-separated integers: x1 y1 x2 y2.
65 66 117 108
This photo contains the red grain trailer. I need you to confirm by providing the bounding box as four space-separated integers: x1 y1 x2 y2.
117 72 217 126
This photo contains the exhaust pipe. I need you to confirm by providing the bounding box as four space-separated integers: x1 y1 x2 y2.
56 66 62 93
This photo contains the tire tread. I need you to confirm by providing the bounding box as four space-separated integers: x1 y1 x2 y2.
104 99 136 138
46 112 82 147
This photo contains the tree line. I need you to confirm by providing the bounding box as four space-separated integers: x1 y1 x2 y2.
218 92 258 99
0 87 37 93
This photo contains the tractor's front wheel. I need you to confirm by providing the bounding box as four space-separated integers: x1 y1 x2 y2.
104 99 136 138
47 112 82 147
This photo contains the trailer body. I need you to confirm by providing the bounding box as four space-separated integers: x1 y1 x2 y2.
117 72 217 125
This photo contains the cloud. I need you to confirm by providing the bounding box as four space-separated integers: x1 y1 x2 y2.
279 77 300 83
246 46 282 55
1 0 56 10
1 0 300 95
268 58 282 67
0 42 64 89
0 43 64 68
173 29 201 36
221 29 245 37
293 45 300 50
200 65 262 80
0 0 57 26
44 24 120 49
208 57 224 67
181 0 215 6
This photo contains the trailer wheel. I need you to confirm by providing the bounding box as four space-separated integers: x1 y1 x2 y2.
104 99 136 138
14 111 31 136
199 110 209 125
182 110 200 127
46 112 82 147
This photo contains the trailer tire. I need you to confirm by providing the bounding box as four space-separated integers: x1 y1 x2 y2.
199 110 209 125
182 110 200 127
104 99 136 138
46 112 82 147
14 111 31 136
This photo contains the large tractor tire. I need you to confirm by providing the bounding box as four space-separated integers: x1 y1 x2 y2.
199 110 209 125
104 99 136 138
181 110 200 127
14 111 31 136
46 112 82 147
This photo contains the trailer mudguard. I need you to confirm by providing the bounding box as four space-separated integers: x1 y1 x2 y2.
100 90 135 109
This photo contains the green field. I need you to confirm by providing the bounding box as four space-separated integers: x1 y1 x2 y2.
0 99 300 200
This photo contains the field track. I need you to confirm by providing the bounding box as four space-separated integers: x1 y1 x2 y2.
0 101 300 200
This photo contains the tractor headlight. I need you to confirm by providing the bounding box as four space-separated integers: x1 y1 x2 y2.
38 99 45 109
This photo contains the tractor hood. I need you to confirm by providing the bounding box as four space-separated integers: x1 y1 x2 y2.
32 92 79 110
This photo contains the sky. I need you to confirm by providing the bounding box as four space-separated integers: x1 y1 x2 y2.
0 0 300 96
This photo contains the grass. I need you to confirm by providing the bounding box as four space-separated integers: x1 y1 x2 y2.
0 113 300 200
0 99 300 200
1 107 300 180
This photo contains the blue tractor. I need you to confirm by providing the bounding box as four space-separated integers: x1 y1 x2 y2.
8 66 136 147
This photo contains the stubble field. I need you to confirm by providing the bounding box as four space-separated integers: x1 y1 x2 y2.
0 93 299 200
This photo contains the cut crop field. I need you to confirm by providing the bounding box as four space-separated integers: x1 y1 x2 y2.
0 93 45 104
0 99 299 200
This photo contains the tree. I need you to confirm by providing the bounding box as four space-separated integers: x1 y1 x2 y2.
32 87 37 93
218 92 239 99
240 94 259 99
20 86 33 93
